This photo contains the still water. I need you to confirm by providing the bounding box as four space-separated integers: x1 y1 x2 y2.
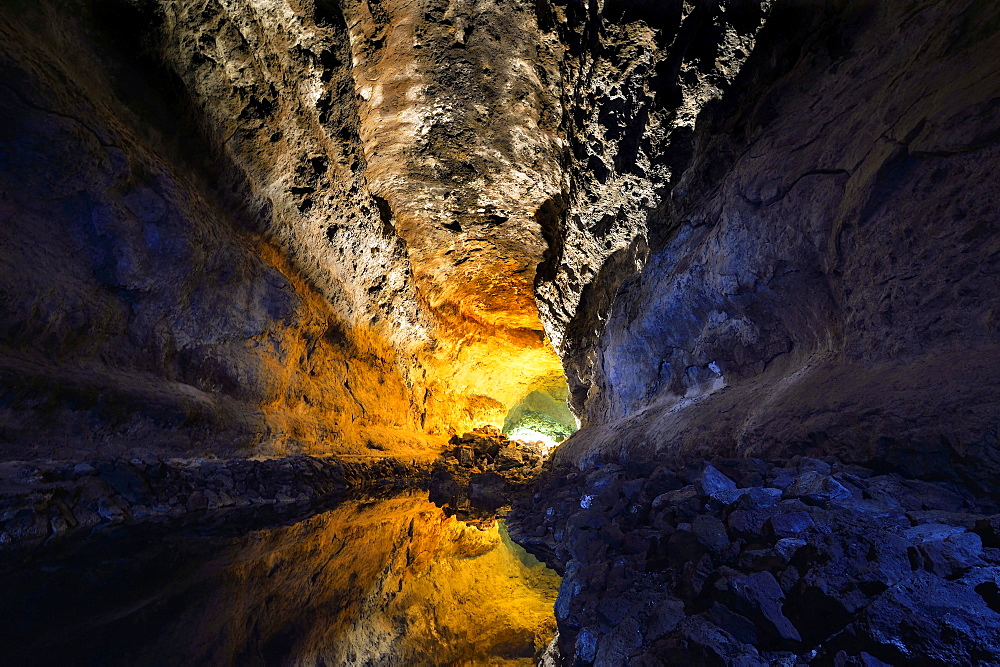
0 490 559 665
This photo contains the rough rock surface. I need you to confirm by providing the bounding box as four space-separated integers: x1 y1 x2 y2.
4 0 995 477
509 456 1000 665
151 0 570 425
0 0 576 458
0 454 428 553
532 0 771 398
557 0 1000 486
0 0 456 459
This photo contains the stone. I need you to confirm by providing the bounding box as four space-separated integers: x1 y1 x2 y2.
918 532 984 578
455 447 474 467
728 571 802 643
621 530 653 555
707 602 759 646
622 478 645 500
796 457 832 476
574 627 598 663
652 486 698 511
907 510 984 530
784 472 852 504
728 507 778 538
768 512 815 539
496 446 525 471
692 515 731 553
769 469 799 492
735 487 784 510
593 616 643 665
695 464 738 499
72 463 97 478
96 497 126 522
904 523 967 544
710 487 752 506
840 572 1000 664
652 617 766 666
645 597 685 640
774 538 807 562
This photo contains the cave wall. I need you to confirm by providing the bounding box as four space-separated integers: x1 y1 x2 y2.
530 0 773 416
0 0 572 460
0 0 438 460
1 0 998 477
556 0 1000 486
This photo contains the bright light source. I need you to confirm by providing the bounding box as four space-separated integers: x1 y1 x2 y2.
506 427 560 454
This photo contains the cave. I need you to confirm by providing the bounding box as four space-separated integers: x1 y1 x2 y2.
0 0 998 664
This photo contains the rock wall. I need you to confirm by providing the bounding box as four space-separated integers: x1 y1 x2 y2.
0 0 574 460
556 0 1000 487
0 0 997 482
531 0 771 412
0 0 444 459
151 0 575 427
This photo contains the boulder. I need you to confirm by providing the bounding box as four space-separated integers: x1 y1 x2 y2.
784 471 852 504
728 571 802 644
695 464 738 499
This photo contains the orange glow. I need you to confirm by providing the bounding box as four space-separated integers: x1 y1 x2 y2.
248 240 568 457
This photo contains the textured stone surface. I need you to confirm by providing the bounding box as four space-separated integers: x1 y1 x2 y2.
532 0 771 410
556 0 1000 488
0 0 568 459
152 0 569 427
0 0 452 459
5 0 994 477
509 457 1000 664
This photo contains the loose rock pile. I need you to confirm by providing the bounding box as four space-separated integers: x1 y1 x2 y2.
430 427 548 525
509 456 1000 665
0 456 428 555
442 426 546 472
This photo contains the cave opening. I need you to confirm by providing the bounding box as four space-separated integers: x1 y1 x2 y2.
502 382 579 454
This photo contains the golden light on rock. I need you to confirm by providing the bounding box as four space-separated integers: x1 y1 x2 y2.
246 240 570 456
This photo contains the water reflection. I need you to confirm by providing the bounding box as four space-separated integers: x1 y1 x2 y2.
0 490 559 665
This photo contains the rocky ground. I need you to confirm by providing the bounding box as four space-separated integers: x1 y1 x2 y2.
0 455 432 559
0 428 552 559
509 455 1000 665
429 426 549 526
